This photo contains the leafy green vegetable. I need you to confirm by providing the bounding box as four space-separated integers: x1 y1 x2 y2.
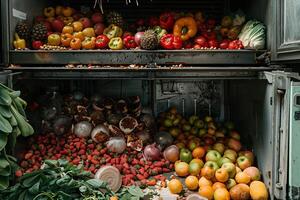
0 160 146 200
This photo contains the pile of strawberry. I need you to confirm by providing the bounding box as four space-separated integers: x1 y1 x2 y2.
19 132 173 186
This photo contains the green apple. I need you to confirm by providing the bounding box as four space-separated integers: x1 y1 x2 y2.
190 127 198 135
180 148 192 163
204 161 219 171
236 156 251 170
205 150 221 162
163 118 173 127
222 162 236 178
188 141 198 151
189 115 199 125
182 123 191 132
169 127 180 137
213 142 225 154
223 149 237 162
226 178 236 189
217 157 232 167
194 119 205 128
47 33 61 46
198 128 206 137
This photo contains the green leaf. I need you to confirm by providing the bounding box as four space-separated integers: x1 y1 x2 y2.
0 105 12 119
0 134 8 151
9 115 18 127
9 91 21 99
18 190 27 200
44 160 58 168
0 113 12 134
0 157 10 168
22 174 41 188
28 182 40 194
86 179 105 188
128 186 144 198
0 175 9 190
0 87 12 106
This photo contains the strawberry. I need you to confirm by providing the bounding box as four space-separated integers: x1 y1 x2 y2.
136 174 145 181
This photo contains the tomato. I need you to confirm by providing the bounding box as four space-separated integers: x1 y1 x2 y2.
70 38 82 50
61 33 73 47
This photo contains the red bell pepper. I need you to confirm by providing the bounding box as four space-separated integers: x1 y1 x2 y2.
160 34 183 50
159 12 175 30
95 34 109 49
148 16 159 27
123 35 137 49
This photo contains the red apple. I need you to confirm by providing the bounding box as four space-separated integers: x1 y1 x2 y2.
239 150 254 164
243 167 261 181
91 12 103 24
230 130 240 140
236 156 251 170
94 23 105 35
43 21 52 32
227 138 242 152
203 136 215 145
51 19 64 32
79 17 92 29
73 13 84 21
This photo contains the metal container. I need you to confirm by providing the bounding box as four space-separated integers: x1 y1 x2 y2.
1 0 300 199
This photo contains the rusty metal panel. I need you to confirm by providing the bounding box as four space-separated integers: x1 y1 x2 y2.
9 50 257 65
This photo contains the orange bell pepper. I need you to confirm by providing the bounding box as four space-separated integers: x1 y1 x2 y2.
173 17 197 41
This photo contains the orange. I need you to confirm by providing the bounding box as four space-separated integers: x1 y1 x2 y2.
192 147 206 158
198 176 213 188
212 182 226 192
110 196 118 200
185 175 199 190
201 166 215 180
198 185 214 200
215 168 229 183
189 162 202 176
214 188 230 200
235 172 251 184
175 161 189 177
168 179 183 194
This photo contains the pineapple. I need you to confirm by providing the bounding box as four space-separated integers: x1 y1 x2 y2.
140 30 158 50
31 23 47 42
15 21 30 41
106 11 124 27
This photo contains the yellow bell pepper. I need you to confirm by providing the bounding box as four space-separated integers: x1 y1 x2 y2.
13 33 26 49
173 17 197 41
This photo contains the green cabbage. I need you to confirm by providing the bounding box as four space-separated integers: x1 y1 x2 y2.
238 20 266 50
